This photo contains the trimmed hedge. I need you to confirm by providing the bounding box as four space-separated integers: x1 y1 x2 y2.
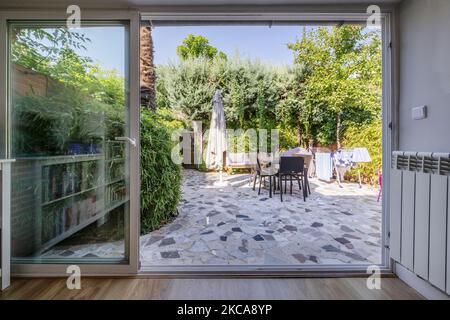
140 109 182 234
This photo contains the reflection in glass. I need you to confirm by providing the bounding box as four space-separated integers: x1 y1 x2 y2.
9 23 129 264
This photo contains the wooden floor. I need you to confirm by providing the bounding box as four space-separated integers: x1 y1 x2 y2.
1 277 423 300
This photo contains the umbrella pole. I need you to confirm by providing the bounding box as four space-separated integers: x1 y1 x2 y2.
214 165 229 187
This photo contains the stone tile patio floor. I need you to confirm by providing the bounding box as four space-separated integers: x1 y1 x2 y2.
140 169 382 266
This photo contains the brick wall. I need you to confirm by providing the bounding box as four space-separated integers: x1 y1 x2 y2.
10 64 57 257
11 63 58 97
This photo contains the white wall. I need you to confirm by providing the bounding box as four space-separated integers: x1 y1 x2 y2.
395 0 450 298
398 0 450 153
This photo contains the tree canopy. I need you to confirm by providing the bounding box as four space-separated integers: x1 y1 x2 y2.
157 26 381 148
176 34 227 61
156 26 382 182
286 25 382 147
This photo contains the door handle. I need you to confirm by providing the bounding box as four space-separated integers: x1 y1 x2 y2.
115 137 137 147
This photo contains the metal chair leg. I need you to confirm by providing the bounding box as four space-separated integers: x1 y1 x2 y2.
280 175 283 202
258 175 262 195
305 169 311 195
302 178 306 202
290 175 293 195
296 176 302 194
269 176 272 198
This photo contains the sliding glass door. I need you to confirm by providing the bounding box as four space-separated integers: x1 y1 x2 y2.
5 16 139 273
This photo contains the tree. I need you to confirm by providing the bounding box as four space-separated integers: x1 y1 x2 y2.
276 65 310 147
11 27 91 77
157 56 285 130
11 26 127 148
176 34 226 61
287 26 382 148
140 25 156 110
159 58 217 122
11 26 125 109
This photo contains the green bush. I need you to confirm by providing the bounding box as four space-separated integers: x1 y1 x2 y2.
343 120 382 186
140 109 182 234
12 86 118 157
157 56 288 131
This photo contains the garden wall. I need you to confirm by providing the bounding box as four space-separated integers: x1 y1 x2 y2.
11 63 58 98
10 64 56 257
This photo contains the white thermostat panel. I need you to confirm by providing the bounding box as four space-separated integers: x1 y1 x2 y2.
412 105 427 120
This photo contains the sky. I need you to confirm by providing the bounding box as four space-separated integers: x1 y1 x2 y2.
76 25 306 74
152 25 303 66
57 24 378 75
77 26 126 75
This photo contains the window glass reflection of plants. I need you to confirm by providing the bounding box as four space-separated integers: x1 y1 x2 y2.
10 26 126 157
108 160 125 183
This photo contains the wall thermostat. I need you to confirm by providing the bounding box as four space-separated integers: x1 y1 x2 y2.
412 105 427 120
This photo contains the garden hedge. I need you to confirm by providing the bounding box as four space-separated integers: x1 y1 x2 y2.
140 109 182 234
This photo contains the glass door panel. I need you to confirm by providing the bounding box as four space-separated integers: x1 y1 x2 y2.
9 22 131 264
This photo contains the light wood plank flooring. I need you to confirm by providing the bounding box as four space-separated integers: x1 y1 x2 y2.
0 277 423 300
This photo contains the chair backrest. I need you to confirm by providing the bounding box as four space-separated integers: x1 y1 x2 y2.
279 156 304 174
258 152 272 163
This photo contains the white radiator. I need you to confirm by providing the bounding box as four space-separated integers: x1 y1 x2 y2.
1 159 14 290
390 151 450 295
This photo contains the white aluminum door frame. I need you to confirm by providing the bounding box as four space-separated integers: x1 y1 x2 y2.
138 9 396 275
0 9 140 277
0 7 397 277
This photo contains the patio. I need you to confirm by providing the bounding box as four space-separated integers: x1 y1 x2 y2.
140 169 382 266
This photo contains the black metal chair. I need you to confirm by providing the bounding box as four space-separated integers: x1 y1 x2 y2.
278 156 306 202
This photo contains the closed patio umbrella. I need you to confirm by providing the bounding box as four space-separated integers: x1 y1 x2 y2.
205 90 228 183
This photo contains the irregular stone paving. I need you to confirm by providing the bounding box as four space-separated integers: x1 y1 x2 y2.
140 170 382 266
42 241 124 259
42 169 381 265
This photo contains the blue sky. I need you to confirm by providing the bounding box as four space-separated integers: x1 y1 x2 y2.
78 25 305 74
70 25 377 74
78 26 126 74
152 25 303 66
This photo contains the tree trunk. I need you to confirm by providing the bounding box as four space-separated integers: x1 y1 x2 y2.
297 127 303 147
308 138 314 151
140 25 156 110
336 113 342 149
